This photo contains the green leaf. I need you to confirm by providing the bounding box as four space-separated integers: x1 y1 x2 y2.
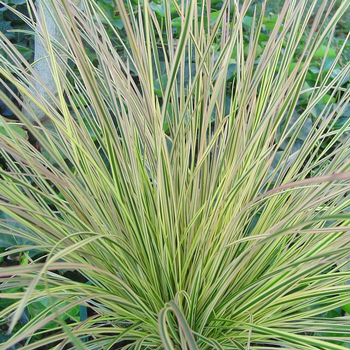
244 44 263 59
27 298 80 330
154 75 167 97
111 17 123 29
150 3 165 17
258 33 269 42
171 17 182 27
0 212 37 253
210 11 221 25
97 0 115 21
0 21 15 39
342 303 350 314
300 81 312 99
314 45 337 58
242 16 253 27
0 124 26 138
20 252 29 265
6 0 27 4
287 61 306 75
14 44 33 60
263 15 283 32
321 94 336 104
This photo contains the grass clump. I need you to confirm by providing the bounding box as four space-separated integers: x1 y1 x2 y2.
0 0 350 348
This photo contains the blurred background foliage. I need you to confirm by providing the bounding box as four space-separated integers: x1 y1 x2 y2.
1 0 349 123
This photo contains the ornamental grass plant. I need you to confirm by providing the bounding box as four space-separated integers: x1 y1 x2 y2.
0 0 350 348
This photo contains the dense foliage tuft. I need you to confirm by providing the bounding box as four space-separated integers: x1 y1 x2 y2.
0 0 350 348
